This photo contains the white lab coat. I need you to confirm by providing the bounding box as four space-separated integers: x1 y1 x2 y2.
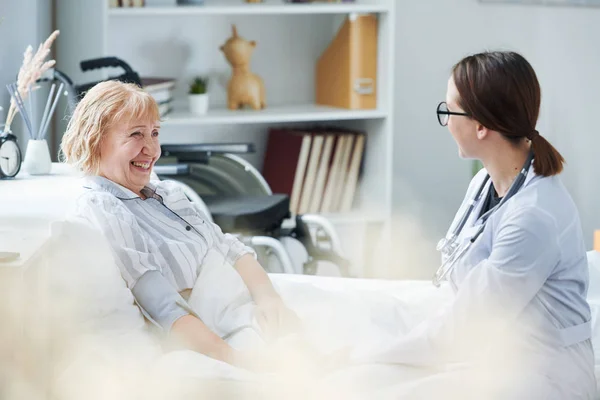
358 163 597 399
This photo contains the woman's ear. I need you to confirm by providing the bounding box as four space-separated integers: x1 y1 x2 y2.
476 123 488 140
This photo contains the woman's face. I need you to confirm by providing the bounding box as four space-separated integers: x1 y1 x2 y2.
446 76 480 159
98 117 161 195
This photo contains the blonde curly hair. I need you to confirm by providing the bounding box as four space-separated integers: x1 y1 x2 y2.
60 80 160 175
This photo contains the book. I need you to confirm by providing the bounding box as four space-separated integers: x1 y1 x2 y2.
321 134 348 213
262 129 313 214
308 134 334 213
297 134 324 214
141 77 176 92
148 89 173 104
262 127 366 215
339 133 365 212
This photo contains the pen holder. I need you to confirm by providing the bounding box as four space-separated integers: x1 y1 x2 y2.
22 139 52 175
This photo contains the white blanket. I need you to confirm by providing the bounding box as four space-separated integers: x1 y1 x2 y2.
150 250 459 399
43 220 453 399
34 221 600 399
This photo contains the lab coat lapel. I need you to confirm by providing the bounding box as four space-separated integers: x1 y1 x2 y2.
523 160 537 187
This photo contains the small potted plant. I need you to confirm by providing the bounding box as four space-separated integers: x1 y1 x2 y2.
188 76 209 115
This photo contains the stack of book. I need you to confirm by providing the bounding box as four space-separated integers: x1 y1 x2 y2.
262 127 366 215
141 77 176 117
109 0 145 7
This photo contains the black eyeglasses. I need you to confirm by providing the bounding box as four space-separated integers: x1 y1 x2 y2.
437 101 470 126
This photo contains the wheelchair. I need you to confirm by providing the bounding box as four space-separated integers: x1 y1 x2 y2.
53 56 352 277
153 143 351 276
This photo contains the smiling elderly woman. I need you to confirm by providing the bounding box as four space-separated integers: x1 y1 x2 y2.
60 80 300 370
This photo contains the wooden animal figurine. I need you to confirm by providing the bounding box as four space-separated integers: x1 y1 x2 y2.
220 25 266 110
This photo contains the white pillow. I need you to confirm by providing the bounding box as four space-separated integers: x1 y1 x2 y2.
45 219 163 399
46 219 149 334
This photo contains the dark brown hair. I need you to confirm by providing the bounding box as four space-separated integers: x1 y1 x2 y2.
452 51 564 177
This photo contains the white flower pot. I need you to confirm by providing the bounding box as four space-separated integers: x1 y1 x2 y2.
189 94 209 115
23 139 52 175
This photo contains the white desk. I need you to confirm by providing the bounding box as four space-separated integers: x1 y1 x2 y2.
0 163 84 230
0 229 54 398
0 231 52 268
0 163 81 399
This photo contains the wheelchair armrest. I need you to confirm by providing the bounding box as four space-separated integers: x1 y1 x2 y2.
297 214 344 256
291 215 352 277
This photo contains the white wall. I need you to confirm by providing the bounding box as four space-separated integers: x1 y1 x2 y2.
0 0 52 150
391 0 600 278
535 7 600 259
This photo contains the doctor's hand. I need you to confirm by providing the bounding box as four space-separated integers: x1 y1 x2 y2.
255 297 303 341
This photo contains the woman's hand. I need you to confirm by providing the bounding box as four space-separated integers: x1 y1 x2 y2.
255 296 303 341
232 254 303 339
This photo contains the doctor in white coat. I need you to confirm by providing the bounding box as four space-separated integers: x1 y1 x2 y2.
359 51 596 399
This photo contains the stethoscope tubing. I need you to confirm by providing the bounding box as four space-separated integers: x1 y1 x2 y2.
433 151 535 287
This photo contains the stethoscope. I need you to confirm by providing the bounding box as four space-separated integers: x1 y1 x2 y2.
432 150 535 287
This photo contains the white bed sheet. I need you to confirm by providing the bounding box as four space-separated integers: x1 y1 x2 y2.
44 216 600 400
147 273 455 400
149 270 600 400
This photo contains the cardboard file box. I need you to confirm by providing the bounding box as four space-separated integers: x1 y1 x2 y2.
316 14 378 110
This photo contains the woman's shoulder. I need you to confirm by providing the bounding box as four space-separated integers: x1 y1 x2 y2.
153 179 192 204
71 189 133 221
501 175 580 236
153 179 184 195
77 189 122 207
512 175 575 213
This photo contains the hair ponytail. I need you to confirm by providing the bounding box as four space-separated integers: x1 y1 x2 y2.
529 131 565 177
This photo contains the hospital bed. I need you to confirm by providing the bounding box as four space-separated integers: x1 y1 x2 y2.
1 167 600 399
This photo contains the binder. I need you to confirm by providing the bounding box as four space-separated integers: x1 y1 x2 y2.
315 14 378 110
308 134 335 213
330 134 355 211
262 129 313 214
297 134 324 214
262 127 366 215
339 133 366 212
321 135 349 213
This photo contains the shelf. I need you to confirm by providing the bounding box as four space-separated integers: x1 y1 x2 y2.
109 1 391 16
160 104 387 126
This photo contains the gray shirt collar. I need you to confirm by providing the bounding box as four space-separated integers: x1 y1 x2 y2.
83 175 162 202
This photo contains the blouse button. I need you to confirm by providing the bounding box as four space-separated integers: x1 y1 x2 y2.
186 226 191 231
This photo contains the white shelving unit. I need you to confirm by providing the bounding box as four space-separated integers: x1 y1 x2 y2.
161 104 388 126
55 0 395 277
109 1 391 15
